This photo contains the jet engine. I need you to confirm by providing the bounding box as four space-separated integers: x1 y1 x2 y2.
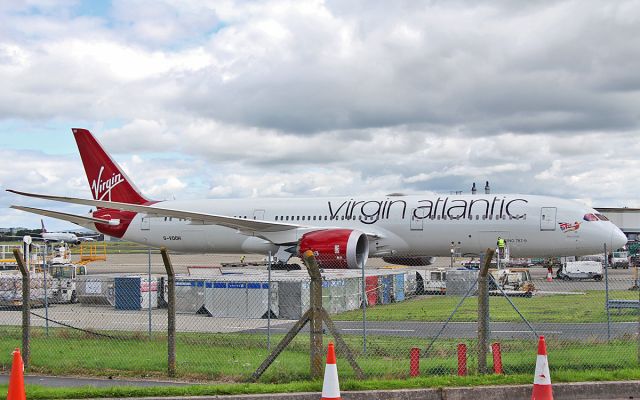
382 256 435 266
298 229 369 269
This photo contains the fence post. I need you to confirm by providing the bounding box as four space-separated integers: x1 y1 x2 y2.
361 262 367 354
13 249 30 369
308 253 324 379
267 251 272 351
604 243 611 342
160 247 176 377
148 246 152 338
478 248 494 374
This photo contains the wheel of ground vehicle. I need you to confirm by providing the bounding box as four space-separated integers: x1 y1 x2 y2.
70 290 78 304
562 275 571 281
594 275 602 281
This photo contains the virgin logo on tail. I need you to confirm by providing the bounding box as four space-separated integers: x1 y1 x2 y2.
91 165 124 201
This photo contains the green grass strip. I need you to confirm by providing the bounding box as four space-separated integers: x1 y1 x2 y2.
1 368 640 399
335 290 640 322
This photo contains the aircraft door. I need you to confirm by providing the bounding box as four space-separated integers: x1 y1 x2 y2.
540 207 557 231
140 215 150 230
253 209 265 220
410 208 425 231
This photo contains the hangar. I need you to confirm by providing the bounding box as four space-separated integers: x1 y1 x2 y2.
596 207 640 242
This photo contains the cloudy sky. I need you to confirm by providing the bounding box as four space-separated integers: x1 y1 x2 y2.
1 0 639 230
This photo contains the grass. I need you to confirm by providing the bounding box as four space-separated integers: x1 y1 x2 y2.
334 290 640 323
0 301 638 399
0 327 638 383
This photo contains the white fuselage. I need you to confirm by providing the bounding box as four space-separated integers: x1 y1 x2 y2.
42 232 79 243
114 193 626 258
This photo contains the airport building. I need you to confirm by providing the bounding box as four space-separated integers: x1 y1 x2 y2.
596 207 640 242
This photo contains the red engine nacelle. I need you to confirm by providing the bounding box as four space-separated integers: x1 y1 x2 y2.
298 229 369 269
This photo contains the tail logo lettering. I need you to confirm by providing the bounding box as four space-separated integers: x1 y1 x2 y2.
91 166 124 201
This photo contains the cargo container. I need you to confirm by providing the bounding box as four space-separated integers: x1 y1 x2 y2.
175 279 206 313
393 273 405 302
378 275 393 304
365 276 378 306
114 276 158 310
446 269 478 296
204 279 278 319
77 275 114 306
344 277 361 310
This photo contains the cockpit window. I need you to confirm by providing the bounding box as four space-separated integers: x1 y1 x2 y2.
595 214 609 221
583 213 599 222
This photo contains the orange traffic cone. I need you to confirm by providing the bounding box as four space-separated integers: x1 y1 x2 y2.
546 268 553 282
321 342 341 400
531 336 553 400
7 348 26 400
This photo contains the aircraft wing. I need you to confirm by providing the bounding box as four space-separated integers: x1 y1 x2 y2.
8 190 383 244
8 189 300 233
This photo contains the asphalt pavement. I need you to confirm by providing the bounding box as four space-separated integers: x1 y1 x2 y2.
0 374 191 387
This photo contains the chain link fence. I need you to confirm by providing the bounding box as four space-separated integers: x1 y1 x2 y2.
1 248 639 383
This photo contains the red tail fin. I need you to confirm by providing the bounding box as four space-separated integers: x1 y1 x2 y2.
72 128 150 205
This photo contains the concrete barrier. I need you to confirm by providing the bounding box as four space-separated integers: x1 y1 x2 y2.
90 380 640 400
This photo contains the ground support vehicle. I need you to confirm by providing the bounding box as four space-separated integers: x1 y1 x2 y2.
416 268 447 295
557 261 603 281
48 263 86 303
489 268 535 297
611 251 629 269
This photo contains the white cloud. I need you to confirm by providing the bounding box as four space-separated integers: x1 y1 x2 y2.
1 0 640 229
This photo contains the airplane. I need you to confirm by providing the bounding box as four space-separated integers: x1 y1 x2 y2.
7 128 628 269
2 219 99 245
38 219 98 244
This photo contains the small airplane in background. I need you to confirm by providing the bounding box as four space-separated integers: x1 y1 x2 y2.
7 128 628 269
34 219 98 244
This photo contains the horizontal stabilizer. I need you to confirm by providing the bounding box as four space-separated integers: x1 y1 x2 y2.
10 205 115 227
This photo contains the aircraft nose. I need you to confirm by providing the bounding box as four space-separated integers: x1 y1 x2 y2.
611 226 627 250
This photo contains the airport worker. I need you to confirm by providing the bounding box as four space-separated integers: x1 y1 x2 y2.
497 237 505 257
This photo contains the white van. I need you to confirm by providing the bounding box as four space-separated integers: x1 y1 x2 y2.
558 261 603 281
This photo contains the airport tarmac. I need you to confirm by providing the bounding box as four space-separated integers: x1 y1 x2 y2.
0 374 190 388
22 252 629 341
0 303 635 340
82 252 637 292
